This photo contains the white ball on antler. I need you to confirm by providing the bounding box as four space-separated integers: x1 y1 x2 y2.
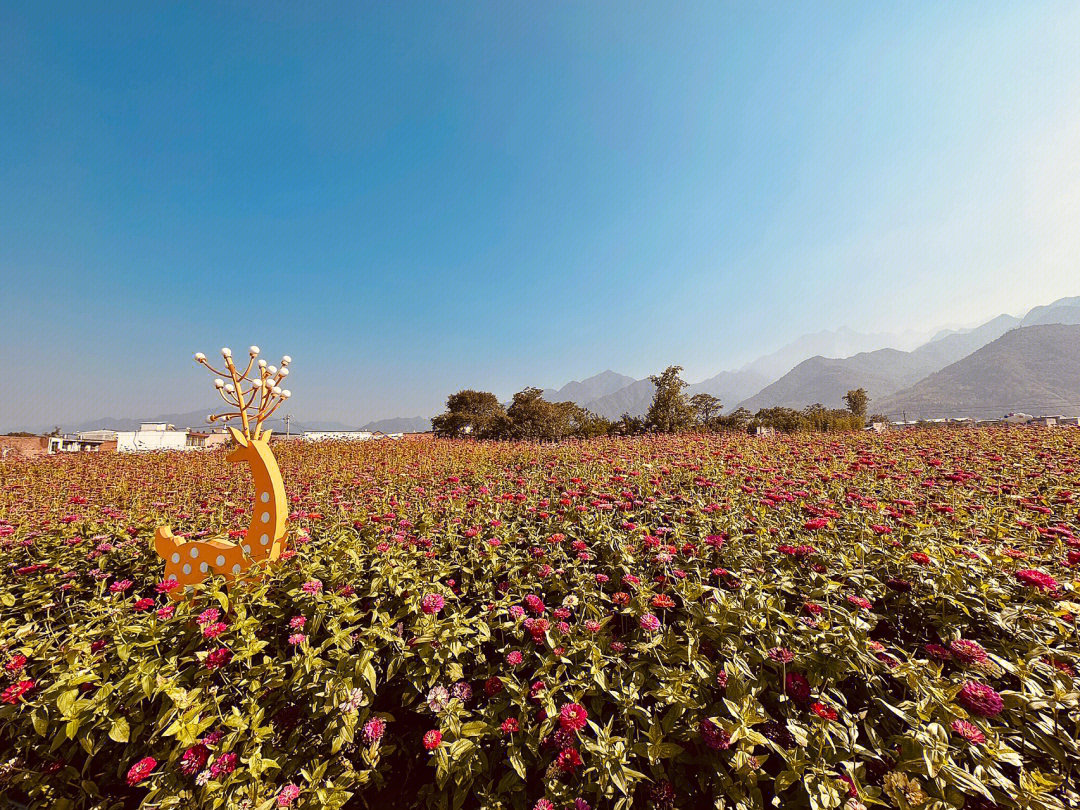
221 347 232 358
249 345 260 356
279 367 289 377
281 355 292 365
268 365 277 375
194 352 206 362
224 383 235 394
214 379 225 389
272 386 282 395
258 359 267 369
282 390 291 398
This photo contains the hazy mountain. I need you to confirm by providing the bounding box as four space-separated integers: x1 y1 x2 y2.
1020 295 1080 327
907 313 1021 369
876 324 1080 419
542 371 636 404
583 379 657 420
687 369 769 405
359 416 432 433
739 326 934 381
734 310 1031 413
737 348 939 412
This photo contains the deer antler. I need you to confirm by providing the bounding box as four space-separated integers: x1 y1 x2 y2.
194 346 292 440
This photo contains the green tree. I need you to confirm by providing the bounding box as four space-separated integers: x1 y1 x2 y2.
431 390 509 439
689 393 722 427
843 388 869 419
645 366 694 433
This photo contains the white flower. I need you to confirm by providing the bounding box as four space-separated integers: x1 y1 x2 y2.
221 347 232 358
214 379 225 389
194 352 206 361
281 355 292 365
249 345 260 355
196 770 210 786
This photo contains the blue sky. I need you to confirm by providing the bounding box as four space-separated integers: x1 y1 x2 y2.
3 1 1079 427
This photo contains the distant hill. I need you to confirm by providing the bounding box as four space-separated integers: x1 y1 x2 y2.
687 369 769 406
737 348 938 412
360 416 432 433
1020 295 1080 327
739 326 933 381
543 371 636 404
583 378 657 420
734 307 1041 413
876 324 1080 419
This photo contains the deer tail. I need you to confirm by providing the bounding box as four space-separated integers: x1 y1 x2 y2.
154 525 179 558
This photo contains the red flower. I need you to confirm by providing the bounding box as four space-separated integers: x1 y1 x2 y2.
784 672 811 703
1 679 36 704
1015 569 1058 593
484 676 503 696
210 751 237 778
205 648 232 670
126 756 156 786
768 647 794 664
132 597 154 612
910 552 931 565
423 729 443 750
559 702 588 733
810 701 837 721
699 719 731 750
501 717 520 734
179 744 209 775
803 518 828 531
5 654 27 673
556 747 583 772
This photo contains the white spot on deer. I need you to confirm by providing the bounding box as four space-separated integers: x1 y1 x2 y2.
190 547 199 558
261 512 270 523
199 562 208 573
171 553 180 564
261 491 269 503
232 563 241 574
260 533 269 545
182 563 191 575
216 555 226 567
243 544 251 554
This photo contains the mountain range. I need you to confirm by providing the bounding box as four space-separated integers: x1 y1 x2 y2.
17 295 1079 434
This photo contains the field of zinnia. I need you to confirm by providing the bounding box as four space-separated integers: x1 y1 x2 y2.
1 428 1078 810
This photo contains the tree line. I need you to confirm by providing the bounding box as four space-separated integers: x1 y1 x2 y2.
432 366 885 441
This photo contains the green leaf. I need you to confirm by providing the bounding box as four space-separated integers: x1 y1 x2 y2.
109 716 130 743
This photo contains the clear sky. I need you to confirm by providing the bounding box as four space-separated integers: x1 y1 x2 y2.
3 1 1079 428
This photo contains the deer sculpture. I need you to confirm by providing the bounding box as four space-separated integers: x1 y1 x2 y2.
154 346 293 600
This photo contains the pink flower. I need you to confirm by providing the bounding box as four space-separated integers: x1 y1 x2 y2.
768 647 794 664
301 579 323 594
501 717 520 734
202 622 227 639
506 650 523 665
957 681 1004 718
639 613 661 632
950 639 988 666
559 702 588 732
277 784 301 807
5 654 27 673
363 717 386 744
423 729 442 750
126 756 156 785
156 578 181 594
421 593 445 615
951 718 986 744
197 608 220 625
109 579 133 593
289 615 306 630
288 633 306 645
157 604 176 620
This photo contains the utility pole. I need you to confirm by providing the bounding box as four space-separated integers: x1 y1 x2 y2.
284 414 292 439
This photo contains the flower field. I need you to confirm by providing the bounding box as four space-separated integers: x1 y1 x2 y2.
1 429 1078 810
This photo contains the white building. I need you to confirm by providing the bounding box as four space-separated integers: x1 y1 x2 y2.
116 425 192 453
